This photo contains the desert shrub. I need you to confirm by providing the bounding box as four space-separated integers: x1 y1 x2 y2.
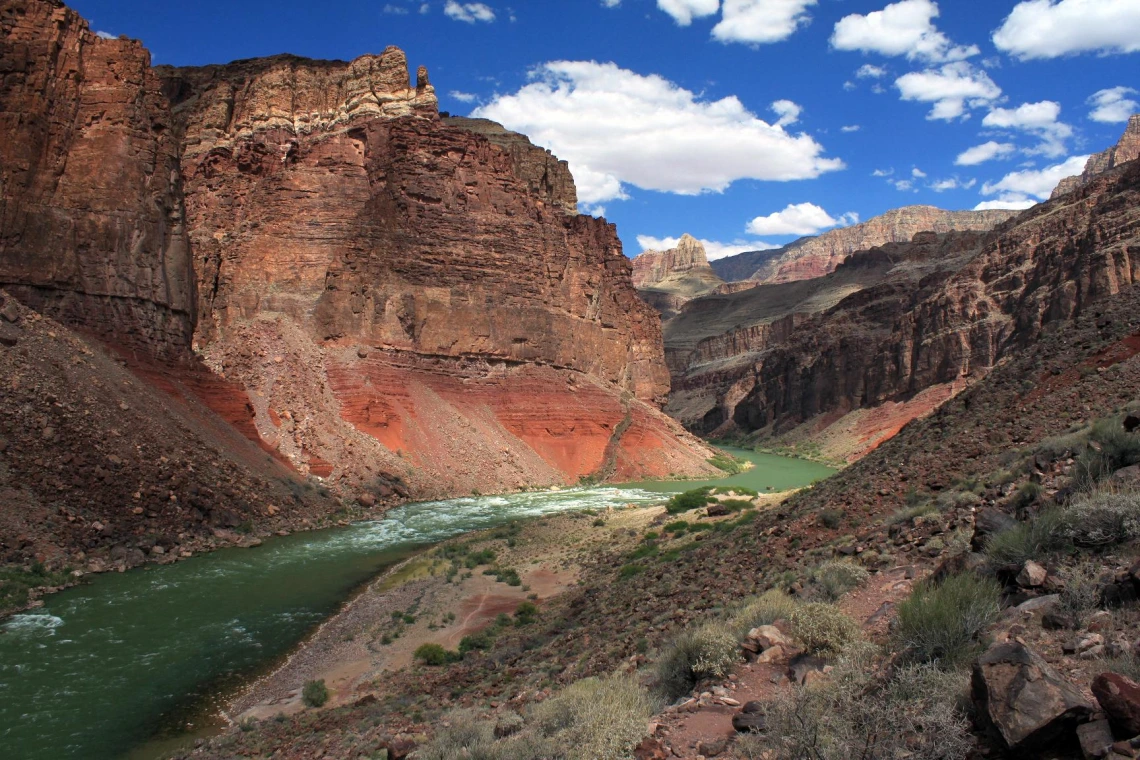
787 603 859 655
1056 562 1104 627
708 453 746 475
529 673 660 760
302 679 329 708
654 621 739 700
732 589 798 637
1062 488 1140 547
618 563 643 579
1075 417 1140 487
757 645 970 760
984 507 1069 564
415 642 460 665
666 488 714 514
459 631 494 655
894 573 1000 667
819 508 844 529
891 501 939 524
810 561 870 602
1100 651 1140 682
415 710 497 760
514 601 539 626
663 520 689 534
936 489 981 511
1010 481 1045 511
718 498 754 512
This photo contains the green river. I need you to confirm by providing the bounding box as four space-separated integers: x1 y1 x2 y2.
0 449 833 760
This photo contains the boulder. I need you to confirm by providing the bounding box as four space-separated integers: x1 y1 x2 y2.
747 625 793 651
1077 719 1115 760
972 508 1019 551
732 711 767 732
1093 673 1140 737
706 503 729 517
972 641 1094 751
1017 560 1048 588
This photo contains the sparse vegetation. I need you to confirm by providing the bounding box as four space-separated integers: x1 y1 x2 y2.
1062 488 1140 547
732 589 797 637
787 602 859 655
708 452 747 475
818 508 844 529
655 621 739 700
302 679 329 708
809 561 870 602
414 643 459 666
665 487 715 514
984 506 1069 564
0 565 72 612
895 573 1001 667
1074 417 1140 487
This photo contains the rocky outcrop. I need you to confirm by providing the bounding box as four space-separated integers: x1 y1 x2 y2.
1053 114 1140 198
442 116 577 214
726 160 1140 442
0 0 715 503
632 235 726 321
710 206 1016 285
0 0 195 361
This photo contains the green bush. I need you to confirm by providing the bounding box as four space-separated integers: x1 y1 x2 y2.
663 520 689 534
756 644 971 760
654 621 739 700
810 561 870 602
1010 481 1044 510
787 603 859 655
890 502 939 524
515 601 539 626
618 563 644 579
984 507 1069 564
665 488 714 515
302 679 329 707
415 643 457 665
895 573 1000 667
708 453 746 475
1074 417 1140 487
732 589 798 638
818 508 843 529
1056 562 1103 627
1063 488 1140 547
459 631 493 655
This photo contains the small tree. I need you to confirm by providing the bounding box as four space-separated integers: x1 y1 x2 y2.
302 679 329 708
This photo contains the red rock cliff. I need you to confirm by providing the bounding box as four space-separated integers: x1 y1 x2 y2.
0 0 195 360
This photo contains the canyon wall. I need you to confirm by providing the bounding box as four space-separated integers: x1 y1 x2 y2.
631 234 726 322
0 0 715 513
710 206 1016 285
1053 114 1140 198
0 0 195 360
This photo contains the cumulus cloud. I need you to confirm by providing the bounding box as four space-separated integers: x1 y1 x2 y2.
1088 87 1139 123
95 30 117 40
974 197 1038 210
711 0 817 45
831 0 978 62
444 1 495 23
745 202 858 236
770 99 802 126
993 0 1140 59
637 234 777 260
978 154 1090 209
601 0 621 6
857 63 888 78
383 4 409 14
929 177 976 191
657 0 720 25
449 91 478 103
955 140 1016 165
841 125 861 132
473 61 844 205
895 61 1001 120
981 101 1073 157
911 167 927 177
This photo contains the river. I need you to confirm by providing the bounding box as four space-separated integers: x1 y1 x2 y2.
0 449 833 760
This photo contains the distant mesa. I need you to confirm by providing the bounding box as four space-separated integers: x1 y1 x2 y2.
631 234 726 318
1052 113 1140 198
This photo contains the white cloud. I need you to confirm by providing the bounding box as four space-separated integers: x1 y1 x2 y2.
657 0 720 25
872 168 894 177
974 196 1038 210
745 202 858 236
895 62 1001 120
840 124 861 132
856 63 888 78
911 167 927 177
602 0 621 6
956 140 1016 165
449 91 478 103
711 0 817 45
929 177 976 191
980 154 1090 202
383 4 409 14
637 234 778 260
473 61 844 205
1088 87 1139 123
831 0 978 63
981 101 1073 157
770 99 802 127
444 1 495 23
95 30 117 40
993 0 1140 60
892 179 916 191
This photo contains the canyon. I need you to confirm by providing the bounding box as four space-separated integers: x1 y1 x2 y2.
0 0 715 571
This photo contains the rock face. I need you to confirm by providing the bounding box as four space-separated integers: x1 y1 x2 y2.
1092 672 1140 736
0 0 195 361
973 641 1093 751
0 0 714 500
442 116 577 214
666 159 1140 463
1054 114 1140 198
710 206 1016 285
631 235 726 320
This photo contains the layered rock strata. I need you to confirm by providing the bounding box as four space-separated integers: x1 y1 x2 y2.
0 0 195 360
0 0 715 510
710 206 1016 285
1053 114 1140 198
631 234 726 320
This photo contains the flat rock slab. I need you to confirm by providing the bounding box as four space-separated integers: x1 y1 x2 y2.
1093 672 1140 737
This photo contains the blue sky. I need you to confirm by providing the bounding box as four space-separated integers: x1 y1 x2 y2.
70 0 1138 259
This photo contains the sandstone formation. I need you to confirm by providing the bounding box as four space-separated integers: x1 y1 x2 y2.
0 0 716 512
1053 114 1140 198
710 206 1016 285
0 0 195 361
631 234 726 320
